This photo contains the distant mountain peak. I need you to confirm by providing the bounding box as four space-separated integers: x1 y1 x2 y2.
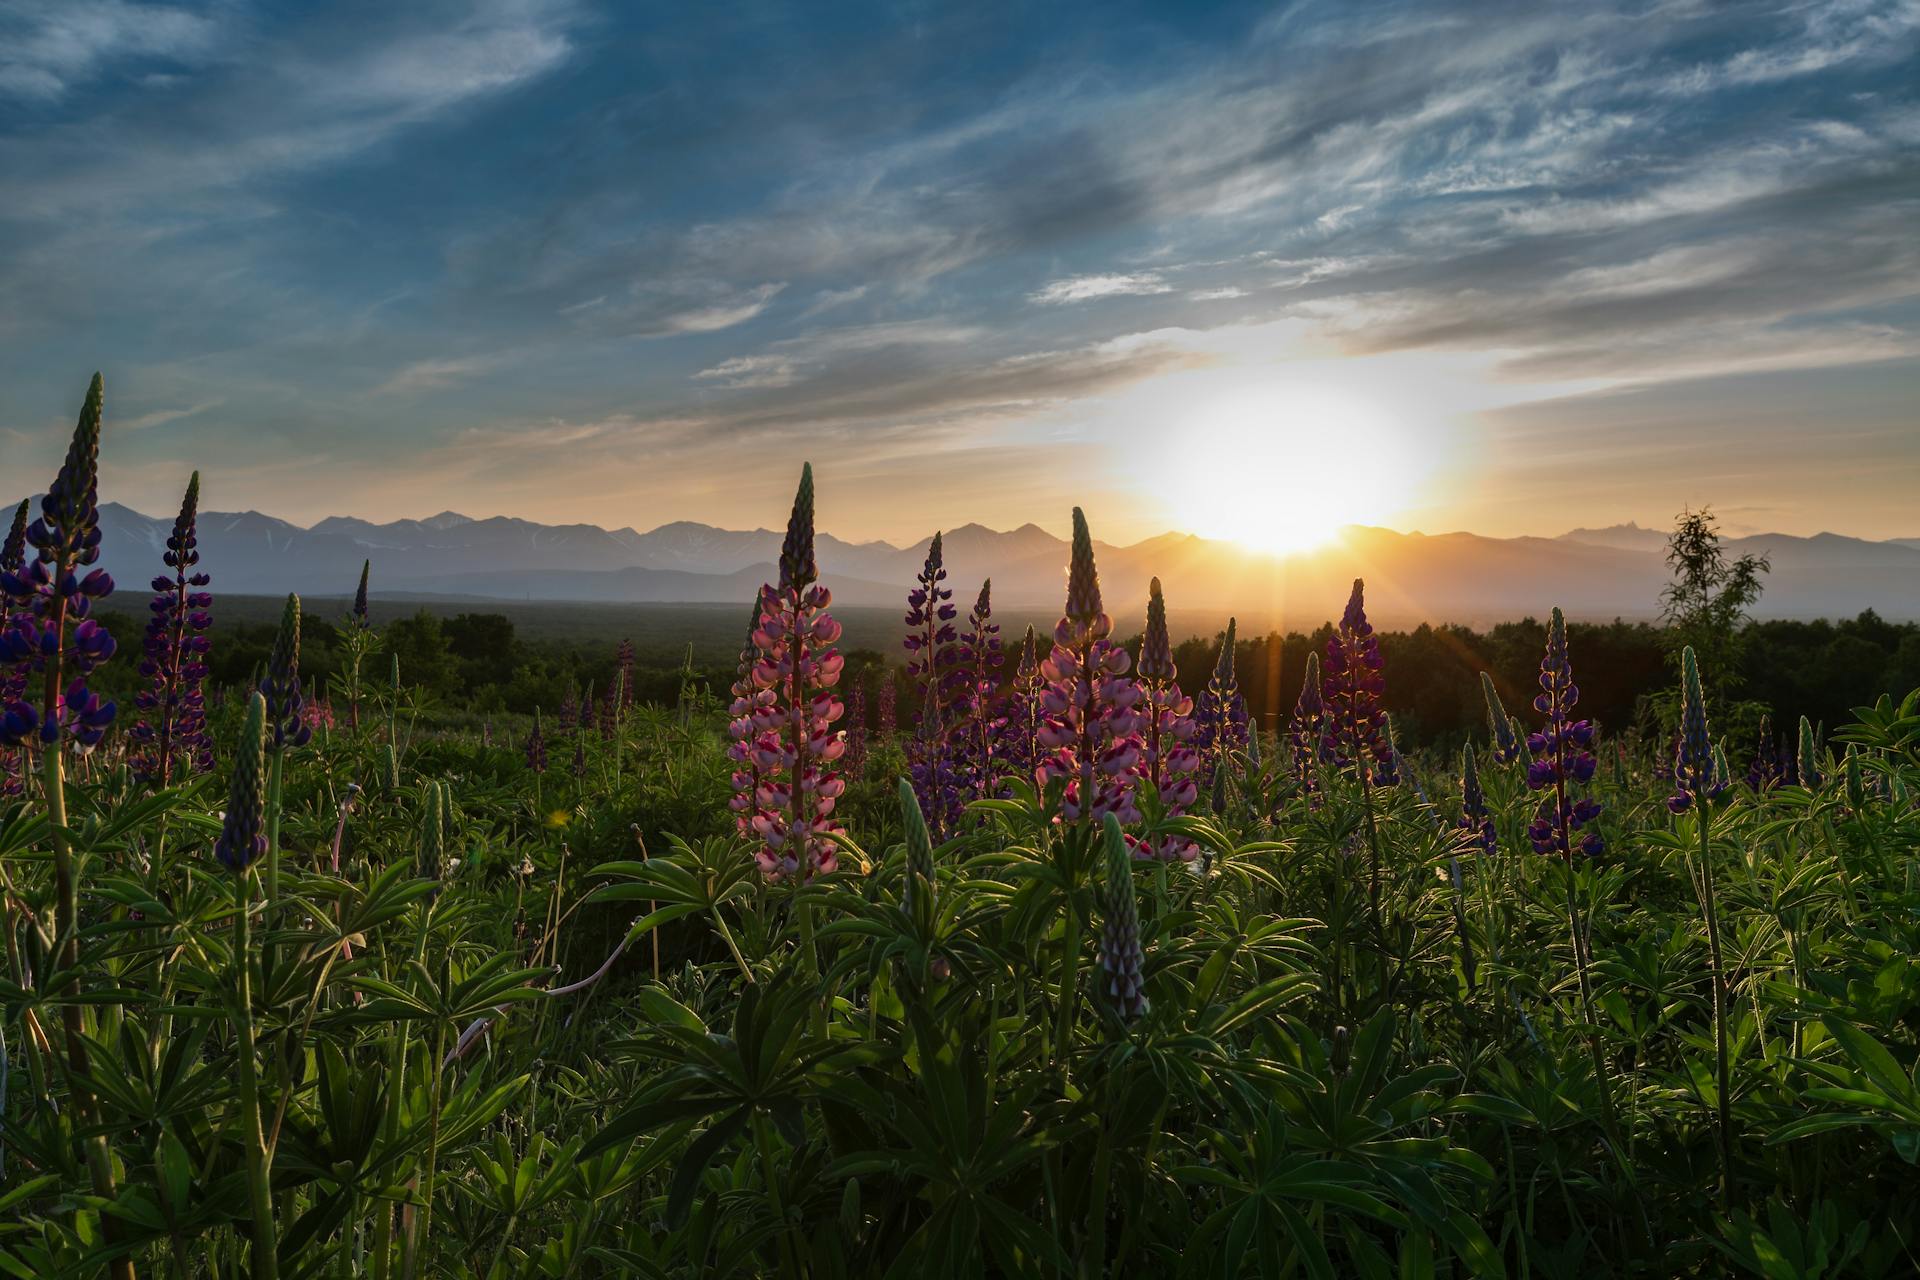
421 511 474 530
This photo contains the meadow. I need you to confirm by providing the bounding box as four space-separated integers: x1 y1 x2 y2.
4 377 1920 1278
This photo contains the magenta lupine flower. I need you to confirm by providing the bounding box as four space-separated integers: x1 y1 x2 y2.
903 532 962 834
1320 579 1394 785
0 375 118 755
999 624 1044 788
1667 646 1728 814
1035 509 1144 826
1134 578 1200 861
129 472 214 786
1524 607 1603 858
742 464 847 881
1459 743 1495 856
1192 617 1249 793
1287 650 1327 788
726 603 771 836
950 579 1004 801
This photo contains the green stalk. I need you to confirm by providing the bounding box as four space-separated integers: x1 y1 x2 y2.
233 871 280 1280
1696 805 1735 1210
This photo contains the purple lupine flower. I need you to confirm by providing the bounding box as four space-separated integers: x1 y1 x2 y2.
726 601 771 836
0 374 118 755
1524 607 1603 858
1667 646 1728 814
571 730 588 779
1480 672 1520 765
950 579 1004 803
1192 617 1249 793
1134 578 1200 861
259 593 312 753
525 708 548 773
1287 650 1327 789
742 464 847 881
1460 743 1495 856
903 532 962 834
214 693 269 872
598 673 620 740
1746 714 1782 791
353 559 371 628
999 624 1044 789
1036 509 1144 826
557 682 580 732
130 472 214 786
1320 579 1394 785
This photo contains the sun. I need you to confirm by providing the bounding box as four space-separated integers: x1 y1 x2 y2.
1152 377 1424 555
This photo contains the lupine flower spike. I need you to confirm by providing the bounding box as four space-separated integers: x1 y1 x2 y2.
1668 646 1728 814
1134 578 1200 861
216 694 270 872
1460 743 1495 856
1 374 118 754
1287 650 1327 791
725 602 768 837
1746 713 1782 790
1036 509 1144 825
740 463 847 880
1480 672 1520 764
1524 607 1603 858
1098 812 1149 1020
525 709 548 773
903 532 960 834
1193 617 1249 792
0 501 30 793
1001 625 1045 787
353 560 371 627
1796 715 1822 789
952 578 1004 804
1321 579 1394 784
130 472 214 786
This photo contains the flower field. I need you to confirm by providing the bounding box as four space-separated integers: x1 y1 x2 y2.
5 376 1920 1278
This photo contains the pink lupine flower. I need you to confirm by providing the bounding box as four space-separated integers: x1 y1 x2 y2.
740 464 847 881
1133 578 1200 861
1035 509 1143 826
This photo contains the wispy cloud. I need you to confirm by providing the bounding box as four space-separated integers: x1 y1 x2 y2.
0 0 222 101
1031 272 1174 305
121 397 225 430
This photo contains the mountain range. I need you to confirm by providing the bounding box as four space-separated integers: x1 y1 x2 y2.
13 500 1919 628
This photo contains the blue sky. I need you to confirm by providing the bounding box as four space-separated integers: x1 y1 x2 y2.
2 0 1916 546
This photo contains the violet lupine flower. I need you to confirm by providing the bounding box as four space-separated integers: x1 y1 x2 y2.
844 681 868 780
950 579 1004 801
1036 509 1144 826
353 559 371 628
525 708 548 773
0 374 118 755
598 674 620 740
1459 743 1495 856
130 472 214 786
999 624 1045 789
1098 813 1149 1020
1480 672 1521 765
1667 646 1728 814
215 693 269 872
742 464 848 881
572 731 588 779
1134 578 1200 862
903 532 963 835
877 676 896 738
1523 607 1603 858
1287 650 1327 788
1320 579 1394 786
259 593 312 753
557 683 580 732
1746 714 1783 791
726 603 771 837
1192 617 1249 792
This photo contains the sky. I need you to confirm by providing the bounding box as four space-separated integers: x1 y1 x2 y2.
1 0 1916 551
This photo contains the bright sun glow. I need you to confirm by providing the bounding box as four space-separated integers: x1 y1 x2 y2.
1155 377 1425 554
